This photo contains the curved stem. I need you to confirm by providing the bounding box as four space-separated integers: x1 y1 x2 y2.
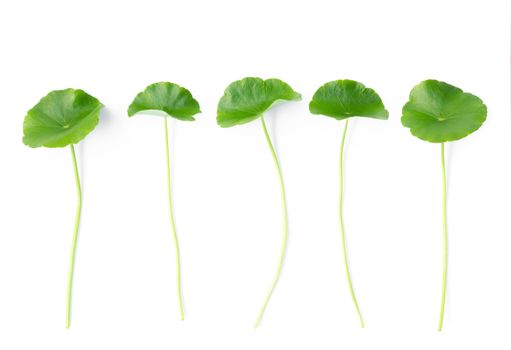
438 142 448 331
254 114 288 328
66 144 82 329
339 119 365 328
164 117 185 321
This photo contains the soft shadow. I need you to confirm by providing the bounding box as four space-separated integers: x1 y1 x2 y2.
445 142 454 192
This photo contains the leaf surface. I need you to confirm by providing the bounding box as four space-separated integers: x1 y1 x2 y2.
128 82 201 121
23 89 103 148
309 80 389 120
401 80 487 143
217 77 301 127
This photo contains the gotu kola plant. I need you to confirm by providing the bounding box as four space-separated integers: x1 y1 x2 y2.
128 82 201 320
217 77 301 328
22 88 104 328
401 79 486 331
309 79 389 328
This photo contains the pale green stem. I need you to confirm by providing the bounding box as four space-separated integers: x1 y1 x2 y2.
254 114 288 328
164 117 185 321
438 142 448 331
66 144 82 329
339 119 365 328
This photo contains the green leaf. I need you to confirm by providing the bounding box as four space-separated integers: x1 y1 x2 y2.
23 89 103 148
309 80 389 120
128 82 201 121
217 77 301 127
401 80 487 143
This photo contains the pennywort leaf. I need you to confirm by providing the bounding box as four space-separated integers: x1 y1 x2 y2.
310 79 389 120
217 77 300 328
309 79 389 328
401 79 487 331
217 77 301 127
401 79 487 143
22 88 104 328
128 82 202 321
128 82 201 121
23 88 103 148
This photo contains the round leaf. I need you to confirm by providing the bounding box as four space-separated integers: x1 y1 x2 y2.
401 80 487 143
309 80 389 120
217 77 301 127
23 89 103 148
128 82 201 121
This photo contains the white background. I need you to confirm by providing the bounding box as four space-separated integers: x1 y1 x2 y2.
0 0 509 349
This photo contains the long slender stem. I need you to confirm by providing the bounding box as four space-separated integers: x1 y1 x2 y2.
164 117 185 321
254 114 288 328
66 144 82 329
339 119 365 328
438 142 448 331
